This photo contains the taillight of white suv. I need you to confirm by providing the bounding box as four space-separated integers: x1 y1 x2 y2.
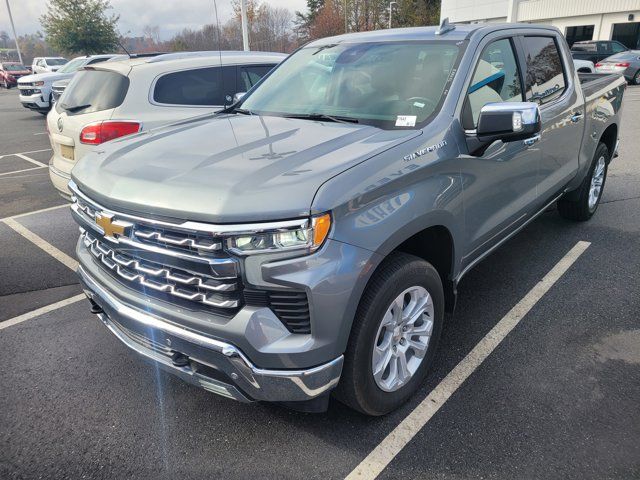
79 121 141 145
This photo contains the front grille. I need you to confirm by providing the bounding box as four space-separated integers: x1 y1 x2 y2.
83 231 241 314
19 88 39 96
244 289 311 334
72 186 312 333
19 82 35 87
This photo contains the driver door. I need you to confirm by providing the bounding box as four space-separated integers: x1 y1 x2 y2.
459 36 541 268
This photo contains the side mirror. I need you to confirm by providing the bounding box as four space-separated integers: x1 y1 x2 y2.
233 92 246 103
466 102 541 156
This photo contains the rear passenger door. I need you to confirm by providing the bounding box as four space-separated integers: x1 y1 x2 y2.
519 34 583 205
459 35 540 263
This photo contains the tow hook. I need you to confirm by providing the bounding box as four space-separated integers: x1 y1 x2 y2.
171 352 190 367
88 299 103 314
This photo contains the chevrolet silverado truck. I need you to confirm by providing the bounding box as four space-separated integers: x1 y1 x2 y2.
69 22 625 415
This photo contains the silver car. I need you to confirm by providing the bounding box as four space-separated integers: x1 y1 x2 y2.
596 50 640 84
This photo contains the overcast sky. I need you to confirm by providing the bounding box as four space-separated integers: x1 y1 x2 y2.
1 0 308 40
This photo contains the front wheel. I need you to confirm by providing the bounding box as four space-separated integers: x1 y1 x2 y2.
558 142 609 221
334 252 444 415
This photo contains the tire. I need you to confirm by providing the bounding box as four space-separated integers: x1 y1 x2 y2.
633 70 640 86
334 252 444 416
558 142 609 221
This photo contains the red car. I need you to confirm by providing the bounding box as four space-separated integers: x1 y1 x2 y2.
0 62 31 88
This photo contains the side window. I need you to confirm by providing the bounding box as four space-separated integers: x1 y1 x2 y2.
239 65 274 91
522 36 566 105
154 66 232 106
464 38 523 128
599 42 612 55
611 42 627 53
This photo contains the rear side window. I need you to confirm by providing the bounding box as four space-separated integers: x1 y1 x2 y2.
58 70 129 116
239 65 274 91
153 66 236 106
571 42 596 53
522 36 566 105
464 38 523 128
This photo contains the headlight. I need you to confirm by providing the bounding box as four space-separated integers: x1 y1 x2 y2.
34 81 45 86
227 213 331 255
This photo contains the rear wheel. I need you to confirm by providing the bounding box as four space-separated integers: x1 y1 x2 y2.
334 252 444 416
633 70 640 86
558 142 609 221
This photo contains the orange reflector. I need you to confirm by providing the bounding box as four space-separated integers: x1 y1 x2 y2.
312 213 331 247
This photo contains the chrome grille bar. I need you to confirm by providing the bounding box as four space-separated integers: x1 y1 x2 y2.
84 232 239 308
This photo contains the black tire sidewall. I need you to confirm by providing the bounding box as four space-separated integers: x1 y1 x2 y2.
345 255 444 415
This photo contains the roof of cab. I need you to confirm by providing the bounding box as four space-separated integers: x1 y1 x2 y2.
90 50 287 76
305 23 560 46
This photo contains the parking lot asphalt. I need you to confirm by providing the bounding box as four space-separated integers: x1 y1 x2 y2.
0 86 639 480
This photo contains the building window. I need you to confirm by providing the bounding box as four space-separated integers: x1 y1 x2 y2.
565 25 594 47
612 22 640 49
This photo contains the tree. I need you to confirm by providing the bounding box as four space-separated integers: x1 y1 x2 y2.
40 0 120 55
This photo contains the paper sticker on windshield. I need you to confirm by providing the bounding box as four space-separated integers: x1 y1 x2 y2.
396 115 416 127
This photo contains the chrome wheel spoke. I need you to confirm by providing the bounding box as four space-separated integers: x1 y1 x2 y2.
372 285 435 392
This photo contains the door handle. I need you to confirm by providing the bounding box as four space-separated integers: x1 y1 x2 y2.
523 134 541 147
570 112 583 123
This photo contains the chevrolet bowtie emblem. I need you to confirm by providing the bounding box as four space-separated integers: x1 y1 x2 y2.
95 213 129 238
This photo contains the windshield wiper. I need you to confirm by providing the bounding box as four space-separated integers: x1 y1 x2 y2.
61 103 91 113
284 113 359 124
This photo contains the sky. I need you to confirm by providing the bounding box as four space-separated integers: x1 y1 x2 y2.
1 0 308 41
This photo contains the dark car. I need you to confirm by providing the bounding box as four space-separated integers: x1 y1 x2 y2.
595 50 640 84
0 62 31 88
571 40 628 64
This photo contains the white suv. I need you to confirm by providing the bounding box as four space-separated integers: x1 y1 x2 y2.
32 57 68 74
47 51 286 199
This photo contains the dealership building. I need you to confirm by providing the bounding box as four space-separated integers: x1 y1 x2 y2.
441 0 640 48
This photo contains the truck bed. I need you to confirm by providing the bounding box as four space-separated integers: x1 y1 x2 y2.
578 72 626 99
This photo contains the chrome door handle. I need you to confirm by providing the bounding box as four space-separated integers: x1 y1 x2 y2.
523 134 541 146
570 112 583 123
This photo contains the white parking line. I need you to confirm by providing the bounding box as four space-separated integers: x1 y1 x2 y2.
14 153 47 168
33 132 48 136
3 218 78 270
0 165 46 177
0 148 51 159
0 294 85 331
345 240 591 480
0 203 69 222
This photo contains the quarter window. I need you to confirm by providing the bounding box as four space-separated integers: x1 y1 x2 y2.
464 38 523 128
523 36 567 105
239 65 274 91
153 66 235 106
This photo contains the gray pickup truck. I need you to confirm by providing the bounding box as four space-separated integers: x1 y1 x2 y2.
69 22 625 415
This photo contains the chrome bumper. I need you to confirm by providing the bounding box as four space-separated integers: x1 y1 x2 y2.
77 265 343 404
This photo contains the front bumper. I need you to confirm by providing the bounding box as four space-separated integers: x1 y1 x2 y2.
78 264 344 403
19 92 49 110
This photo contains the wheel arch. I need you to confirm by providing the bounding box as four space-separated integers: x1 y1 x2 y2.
600 123 617 162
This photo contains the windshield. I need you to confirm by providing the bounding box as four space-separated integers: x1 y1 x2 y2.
47 58 68 66
58 58 86 73
240 41 463 129
5 64 27 71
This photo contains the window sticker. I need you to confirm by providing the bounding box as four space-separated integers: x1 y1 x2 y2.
395 115 417 127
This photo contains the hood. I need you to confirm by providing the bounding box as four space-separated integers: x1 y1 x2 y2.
18 71 72 84
72 114 421 223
